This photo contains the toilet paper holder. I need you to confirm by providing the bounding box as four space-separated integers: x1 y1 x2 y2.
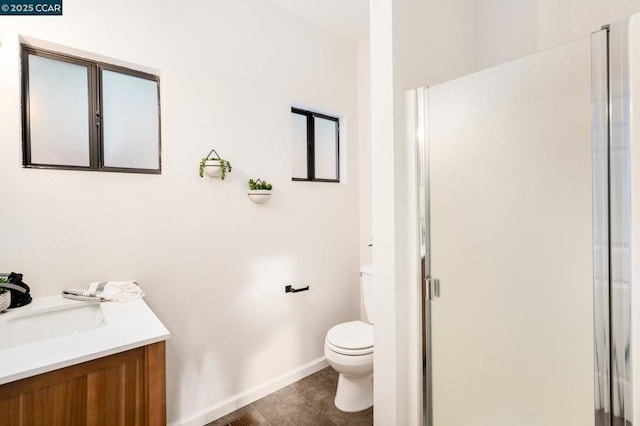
285 284 309 293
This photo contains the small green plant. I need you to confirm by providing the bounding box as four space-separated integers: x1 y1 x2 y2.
248 178 273 190
0 276 7 294
198 149 232 180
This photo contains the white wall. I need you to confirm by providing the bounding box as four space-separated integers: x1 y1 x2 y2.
479 0 640 68
358 38 373 326
0 1 361 424
358 38 372 268
369 1 396 422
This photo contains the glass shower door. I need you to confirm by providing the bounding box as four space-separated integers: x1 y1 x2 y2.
427 35 595 426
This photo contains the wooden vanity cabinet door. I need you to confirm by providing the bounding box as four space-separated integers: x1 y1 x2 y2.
0 341 165 426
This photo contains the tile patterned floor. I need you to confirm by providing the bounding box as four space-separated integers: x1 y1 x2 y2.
207 367 373 426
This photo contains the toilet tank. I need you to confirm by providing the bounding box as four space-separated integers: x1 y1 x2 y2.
360 264 375 324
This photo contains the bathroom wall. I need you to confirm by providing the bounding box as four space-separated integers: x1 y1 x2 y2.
358 38 372 268
0 1 360 424
478 0 640 68
357 38 372 326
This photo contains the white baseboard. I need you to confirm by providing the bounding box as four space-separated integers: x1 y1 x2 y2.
169 356 329 426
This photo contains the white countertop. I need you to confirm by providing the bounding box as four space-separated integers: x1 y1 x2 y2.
0 295 170 385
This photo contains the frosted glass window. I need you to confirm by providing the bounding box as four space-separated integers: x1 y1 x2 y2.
27 55 90 167
292 112 309 179
22 45 161 174
291 107 339 182
314 117 338 180
102 70 160 170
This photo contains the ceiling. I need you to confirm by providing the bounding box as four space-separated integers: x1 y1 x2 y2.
268 0 370 43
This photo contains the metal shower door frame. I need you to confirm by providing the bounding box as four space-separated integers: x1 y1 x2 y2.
592 22 633 426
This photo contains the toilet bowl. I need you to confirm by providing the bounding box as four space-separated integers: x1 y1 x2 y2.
324 265 375 412
325 320 373 412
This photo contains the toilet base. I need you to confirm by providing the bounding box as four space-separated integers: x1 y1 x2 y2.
334 372 373 412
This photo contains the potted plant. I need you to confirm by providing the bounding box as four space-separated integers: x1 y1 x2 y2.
248 178 273 204
0 276 10 312
199 149 232 180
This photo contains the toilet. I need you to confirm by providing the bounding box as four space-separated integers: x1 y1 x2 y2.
324 265 374 412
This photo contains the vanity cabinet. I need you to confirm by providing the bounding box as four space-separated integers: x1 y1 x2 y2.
0 341 165 426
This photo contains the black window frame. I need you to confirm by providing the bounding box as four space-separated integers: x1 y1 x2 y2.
291 107 340 183
21 45 162 174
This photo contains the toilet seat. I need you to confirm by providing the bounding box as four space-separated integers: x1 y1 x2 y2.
326 341 373 356
326 321 373 356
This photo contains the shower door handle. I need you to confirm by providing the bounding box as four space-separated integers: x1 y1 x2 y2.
426 278 440 300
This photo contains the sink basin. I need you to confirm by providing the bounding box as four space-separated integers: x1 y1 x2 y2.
0 295 168 386
0 301 106 350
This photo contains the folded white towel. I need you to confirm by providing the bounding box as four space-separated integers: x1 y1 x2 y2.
62 280 145 303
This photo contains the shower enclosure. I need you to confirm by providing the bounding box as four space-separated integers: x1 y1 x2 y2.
410 15 639 426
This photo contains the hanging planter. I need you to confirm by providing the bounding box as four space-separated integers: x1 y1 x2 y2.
248 178 273 204
198 149 232 180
